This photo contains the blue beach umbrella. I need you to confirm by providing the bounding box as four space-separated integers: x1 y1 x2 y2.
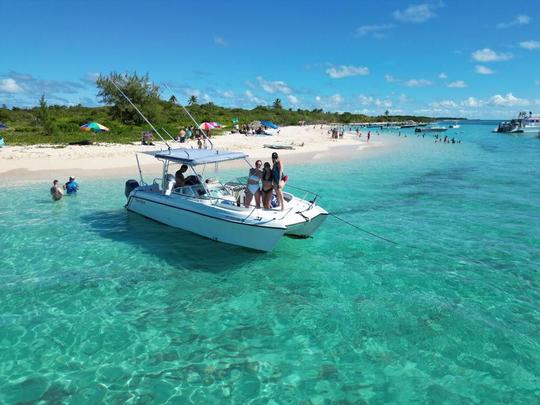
261 120 278 129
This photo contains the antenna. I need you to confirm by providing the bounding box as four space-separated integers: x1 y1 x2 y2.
162 83 214 149
110 79 171 151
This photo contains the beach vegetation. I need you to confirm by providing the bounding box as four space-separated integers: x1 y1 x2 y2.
1 72 460 145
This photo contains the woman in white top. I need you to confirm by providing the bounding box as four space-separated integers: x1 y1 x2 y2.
244 160 262 208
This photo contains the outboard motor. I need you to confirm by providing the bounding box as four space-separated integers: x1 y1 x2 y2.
125 179 139 198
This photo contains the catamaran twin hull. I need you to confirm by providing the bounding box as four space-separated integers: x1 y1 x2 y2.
126 189 328 252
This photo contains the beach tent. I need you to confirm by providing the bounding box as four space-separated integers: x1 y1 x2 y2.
261 120 278 129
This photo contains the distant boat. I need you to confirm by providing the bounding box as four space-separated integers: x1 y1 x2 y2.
493 112 540 135
415 126 448 133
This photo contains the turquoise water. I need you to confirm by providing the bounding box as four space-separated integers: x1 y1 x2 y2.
1 124 539 403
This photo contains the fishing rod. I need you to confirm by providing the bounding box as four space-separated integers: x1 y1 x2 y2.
110 80 171 151
162 83 214 150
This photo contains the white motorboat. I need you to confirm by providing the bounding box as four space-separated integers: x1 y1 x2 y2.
493 112 540 135
124 148 328 252
415 126 448 133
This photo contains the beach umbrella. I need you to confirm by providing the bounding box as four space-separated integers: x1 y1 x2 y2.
261 120 278 129
199 122 219 130
80 122 110 133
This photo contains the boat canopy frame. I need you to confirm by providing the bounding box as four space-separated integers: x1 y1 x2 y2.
147 148 248 166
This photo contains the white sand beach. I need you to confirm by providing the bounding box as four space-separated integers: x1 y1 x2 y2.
0 125 385 183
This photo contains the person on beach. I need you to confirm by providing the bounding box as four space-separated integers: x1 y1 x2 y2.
50 180 63 201
174 165 188 188
367 132 371 142
63 176 79 195
271 152 286 211
244 160 263 208
178 128 186 143
261 162 274 209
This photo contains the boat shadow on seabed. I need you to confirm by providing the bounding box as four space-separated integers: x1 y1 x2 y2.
81 209 260 272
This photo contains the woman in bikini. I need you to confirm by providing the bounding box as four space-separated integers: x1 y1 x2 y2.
261 162 274 209
271 152 286 211
244 160 262 208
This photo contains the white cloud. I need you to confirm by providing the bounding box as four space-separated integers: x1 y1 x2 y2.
315 94 344 109
287 94 299 105
326 65 369 79
0 78 23 93
438 72 447 79
471 48 513 62
355 24 394 38
245 90 264 105
218 90 235 98
462 97 482 107
399 94 409 103
393 3 438 23
384 74 396 82
488 93 529 107
214 36 229 47
431 100 458 109
358 94 392 107
448 80 467 88
256 76 292 94
475 65 494 75
404 79 432 87
497 14 531 29
519 40 540 50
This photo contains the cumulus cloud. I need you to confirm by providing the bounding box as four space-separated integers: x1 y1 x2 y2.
496 14 530 29
245 90 264 105
438 72 448 79
358 94 392 108
448 80 467 88
256 76 292 94
488 93 529 106
214 36 229 47
462 97 482 107
315 94 344 109
286 94 299 105
404 79 432 87
218 90 235 98
355 24 395 38
384 74 396 82
475 65 494 75
519 40 540 50
431 100 458 108
471 48 513 62
326 65 369 79
0 78 23 93
393 3 439 23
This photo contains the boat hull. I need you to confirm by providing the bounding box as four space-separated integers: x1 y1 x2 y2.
127 191 286 252
285 212 328 238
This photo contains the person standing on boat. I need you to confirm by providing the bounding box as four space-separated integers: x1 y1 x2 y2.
244 160 262 208
261 162 274 209
50 179 63 201
271 152 286 211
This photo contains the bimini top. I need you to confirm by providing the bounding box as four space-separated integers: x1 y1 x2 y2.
151 148 248 166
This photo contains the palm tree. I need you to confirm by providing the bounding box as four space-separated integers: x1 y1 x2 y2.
188 95 198 106
169 95 177 104
273 98 283 109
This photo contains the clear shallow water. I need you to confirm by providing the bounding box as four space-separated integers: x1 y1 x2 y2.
0 125 539 403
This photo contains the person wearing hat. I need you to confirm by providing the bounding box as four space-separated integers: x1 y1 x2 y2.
63 176 79 195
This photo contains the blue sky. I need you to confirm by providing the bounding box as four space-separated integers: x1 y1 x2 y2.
1 0 539 118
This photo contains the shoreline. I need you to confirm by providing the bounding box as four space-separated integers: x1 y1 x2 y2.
0 126 388 185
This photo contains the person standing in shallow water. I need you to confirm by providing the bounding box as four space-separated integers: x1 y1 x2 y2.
50 180 63 201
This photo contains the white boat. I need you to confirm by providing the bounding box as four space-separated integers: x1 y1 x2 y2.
124 148 328 252
415 126 448 133
494 112 540 135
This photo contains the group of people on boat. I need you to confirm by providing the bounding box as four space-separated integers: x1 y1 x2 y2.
50 176 79 201
244 152 287 210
